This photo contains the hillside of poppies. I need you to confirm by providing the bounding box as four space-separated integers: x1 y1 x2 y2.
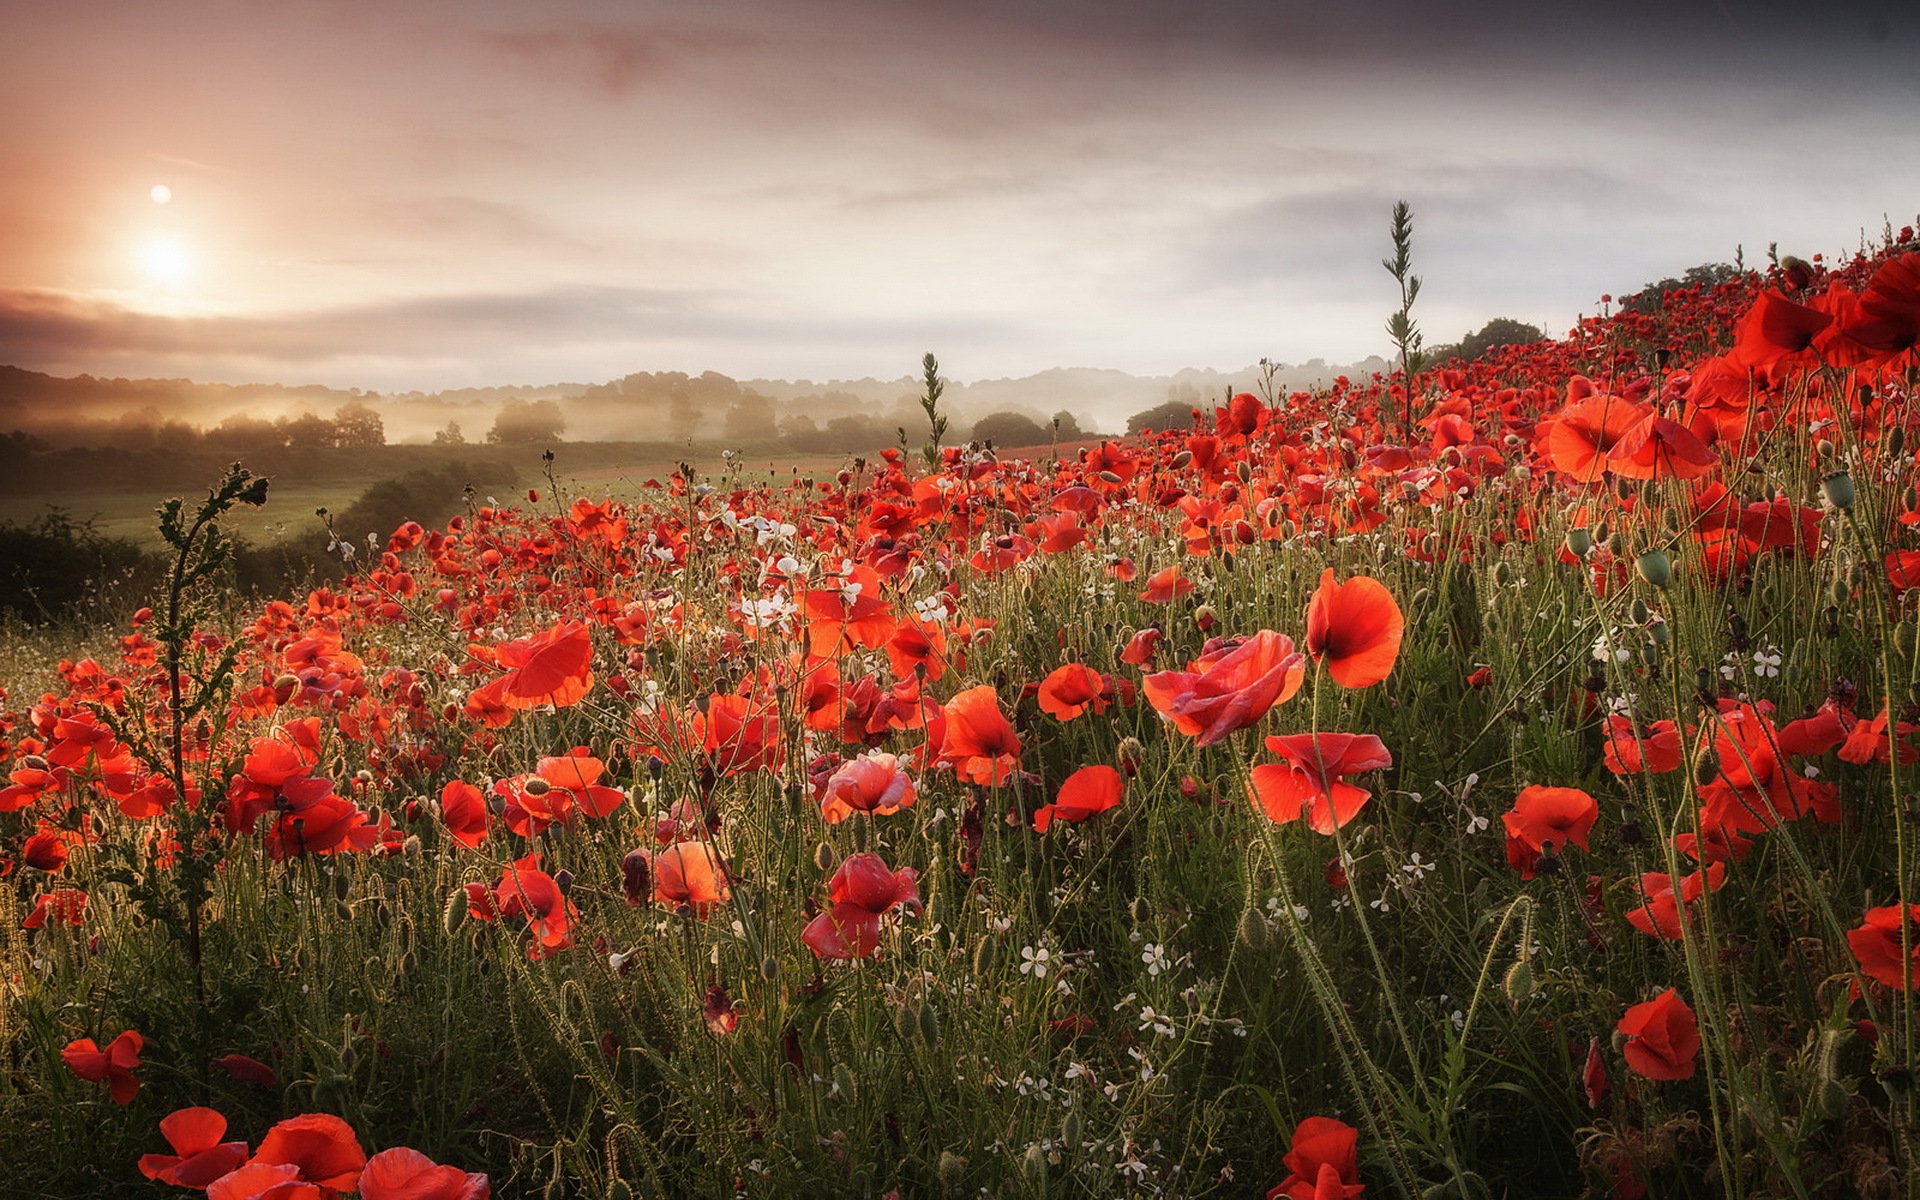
7 227 1920 1198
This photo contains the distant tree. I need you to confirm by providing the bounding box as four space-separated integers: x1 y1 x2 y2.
208 414 280 453
278 412 336 449
487 399 567 444
970 411 1048 448
433 421 467 446
1126 399 1203 435
1450 317 1546 362
723 392 777 442
333 400 386 448
1620 262 1748 316
779 414 831 452
1050 410 1088 440
667 390 699 441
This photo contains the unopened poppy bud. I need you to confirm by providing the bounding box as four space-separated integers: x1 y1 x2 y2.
1194 604 1217 633
1629 599 1650 625
1116 736 1145 777
1061 1110 1083 1152
1821 471 1855 512
441 886 468 935
20 754 48 772
1594 520 1612 546
1617 817 1644 847
1694 747 1721 786
272 673 300 701
1170 450 1193 469
1493 561 1514 586
553 869 573 895
1816 438 1835 459
760 955 778 980
938 1151 968 1191
1236 460 1252 483
918 1003 940 1047
832 1062 856 1102
1098 470 1123 484
813 842 838 873
1635 549 1672 589
401 835 422 857
1898 620 1919 659
1650 620 1671 647
1237 907 1268 949
1021 1144 1047 1185
1564 528 1592 559
1830 577 1852 605
1888 426 1906 458
1503 960 1534 1003
356 769 375 785
1233 518 1256 545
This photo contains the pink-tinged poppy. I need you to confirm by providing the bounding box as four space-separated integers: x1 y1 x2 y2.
139 1107 249 1188
357 1146 491 1200
1616 988 1699 1081
1138 566 1195 603
1037 663 1110 721
1848 903 1920 989
1119 626 1163 666
1249 733 1392 834
819 752 916 823
1265 1115 1363 1199
653 841 731 916
1033 765 1124 832
1501 786 1599 880
1143 631 1305 747
938 686 1022 786
802 852 921 960
439 780 489 849
1305 570 1404 688
702 984 741 1037
61 1029 142 1104
494 621 595 710
248 1113 368 1190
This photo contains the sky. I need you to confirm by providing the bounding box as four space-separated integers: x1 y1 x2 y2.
1 0 1916 392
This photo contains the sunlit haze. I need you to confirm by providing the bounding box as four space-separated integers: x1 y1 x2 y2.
1 0 1916 391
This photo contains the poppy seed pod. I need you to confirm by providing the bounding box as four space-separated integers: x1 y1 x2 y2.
1564 527 1592 559
1821 471 1855 512
1635 550 1672 589
1629 598 1650 625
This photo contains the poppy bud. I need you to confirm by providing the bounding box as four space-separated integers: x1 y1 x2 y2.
1020 1144 1047 1186
938 1151 968 1191
1593 520 1612 546
553 869 573 895
1236 907 1267 949
1694 747 1721 786
1116 737 1145 777
1888 426 1906 458
1629 599 1650 625
918 1003 940 1048
1617 817 1644 847
1564 528 1592 559
1236 460 1252 483
1650 620 1670 646
1503 960 1534 1003
1493 561 1513 587
1098 470 1123 484
1816 438 1835 459
1898 620 1918 659
1639 642 1660 669
1635 549 1672 589
1829 577 1851 606
1170 450 1193 469
272 673 300 703
20 754 49 772
441 886 468 935
1194 605 1217 633
1061 1110 1083 1153
760 955 779 981
1820 471 1855 512
813 842 838 874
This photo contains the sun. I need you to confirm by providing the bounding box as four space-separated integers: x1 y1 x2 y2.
150 183 171 204
139 236 191 285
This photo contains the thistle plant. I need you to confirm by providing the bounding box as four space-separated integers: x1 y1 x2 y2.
1383 199 1426 437
918 351 949 469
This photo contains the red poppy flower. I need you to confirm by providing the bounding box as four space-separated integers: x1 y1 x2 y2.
1624 863 1725 939
249 1113 368 1190
1501 786 1599 880
439 780 489 849
1539 393 1650 483
207 1162 323 1200
1037 663 1110 721
22 887 86 929
1248 732 1392 833
1033 765 1124 832
61 1029 142 1104
802 851 921 960
1138 566 1195 603
491 855 577 956
652 841 731 916
1604 414 1717 481
493 621 595 710
139 1107 249 1188
1119 627 1163 665
1143 631 1305 747
1729 290 1832 370
938 686 1022 786
1583 1036 1610 1110
358 1146 491 1200
1601 718 1682 775
703 694 784 777
1616 988 1699 1081
213 1053 278 1087
1848 903 1920 989
1305 570 1404 688
819 752 916 823
1265 1115 1362 1199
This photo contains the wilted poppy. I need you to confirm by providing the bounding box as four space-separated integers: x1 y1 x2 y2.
1305 570 1404 688
1616 988 1699 1081
1143 631 1305 747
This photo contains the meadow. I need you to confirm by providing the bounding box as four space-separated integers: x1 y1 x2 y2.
4 229 1920 1199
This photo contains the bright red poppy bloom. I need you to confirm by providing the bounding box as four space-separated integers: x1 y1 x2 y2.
1539 393 1651 483
1143 631 1305 747
1624 863 1726 939
248 1113 368 1190
1265 1115 1363 1199
938 685 1022 785
22 887 87 930
358 1146 491 1200
1604 414 1718 481
1305 570 1404 688
1848 903 1920 989
491 855 577 956
1033 765 1124 832
139 1107 250 1188
819 752 916 823
61 1029 142 1104
1037 663 1110 721
1729 289 1832 370
703 694 785 777
207 1162 323 1200
439 780 489 849
1248 732 1392 834
491 621 594 710
1601 718 1682 774
1501 786 1599 880
1138 565 1195 603
1616 988 1699 1081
